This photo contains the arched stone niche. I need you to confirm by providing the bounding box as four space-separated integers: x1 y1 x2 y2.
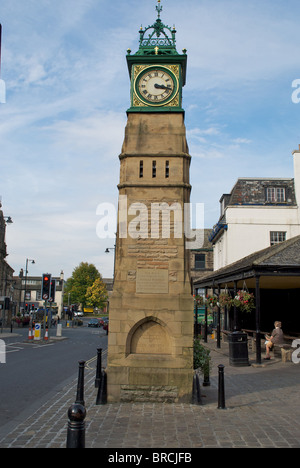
126 316 173 356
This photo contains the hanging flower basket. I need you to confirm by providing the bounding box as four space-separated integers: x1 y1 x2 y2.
218 292 233 310
195 295 204 307
13 316 30 327
206 295 218 309
233 290 255 313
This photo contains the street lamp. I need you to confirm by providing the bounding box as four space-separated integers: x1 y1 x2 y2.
23 258 35 314
105 246 116 283
3 216 13 225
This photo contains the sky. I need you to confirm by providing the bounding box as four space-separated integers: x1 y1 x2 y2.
1 0 300 280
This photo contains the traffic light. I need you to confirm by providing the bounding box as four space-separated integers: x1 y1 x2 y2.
49 279 56 303
42 274 51 300
25 303 28 312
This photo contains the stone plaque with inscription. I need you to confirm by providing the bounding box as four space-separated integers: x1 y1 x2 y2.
136 269 169 294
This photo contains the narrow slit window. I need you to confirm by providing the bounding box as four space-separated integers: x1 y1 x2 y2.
139 161 143 178
165 161 169 178
152 160 156 178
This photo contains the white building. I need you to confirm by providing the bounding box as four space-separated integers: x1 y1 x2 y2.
210 146 300 270
13 272 65 317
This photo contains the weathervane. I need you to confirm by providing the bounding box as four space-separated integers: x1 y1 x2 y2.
156 0 163 19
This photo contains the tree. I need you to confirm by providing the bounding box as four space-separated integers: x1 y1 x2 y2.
85 277 108 310
64 262 101 309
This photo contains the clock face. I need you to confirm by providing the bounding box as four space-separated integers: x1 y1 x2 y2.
135 66 178 106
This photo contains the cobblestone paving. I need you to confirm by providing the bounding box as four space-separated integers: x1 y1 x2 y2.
1 338 300 448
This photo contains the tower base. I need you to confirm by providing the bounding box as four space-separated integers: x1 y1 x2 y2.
107 366 193 403
107 291 194 403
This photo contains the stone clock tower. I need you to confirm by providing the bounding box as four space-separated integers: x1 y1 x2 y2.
107 1 194 403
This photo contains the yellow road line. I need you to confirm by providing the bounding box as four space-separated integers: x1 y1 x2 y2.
85 348 107 369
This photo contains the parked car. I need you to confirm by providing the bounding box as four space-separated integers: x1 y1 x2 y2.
103 320 109 332
87 318 100 328
98 316 107 326
74 311 84 317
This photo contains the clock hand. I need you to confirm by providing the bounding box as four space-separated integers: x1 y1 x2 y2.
154 83 172 90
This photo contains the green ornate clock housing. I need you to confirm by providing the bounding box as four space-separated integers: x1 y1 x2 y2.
127 1 187 113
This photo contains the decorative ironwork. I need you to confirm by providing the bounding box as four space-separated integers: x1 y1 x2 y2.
136 0 178 56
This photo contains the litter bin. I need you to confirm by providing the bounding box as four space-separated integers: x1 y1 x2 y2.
228 331 250 367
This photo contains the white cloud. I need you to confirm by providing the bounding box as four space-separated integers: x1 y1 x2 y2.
42 112 126 156
192 148 224 160
174 1 300 87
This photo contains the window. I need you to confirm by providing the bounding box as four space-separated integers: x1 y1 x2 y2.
22 280 40 286
152 161 156 178
165 161 169 178
36 291 42 301
270 231 286 246
195 254 206 270
24 291 31 301
266 187 286 203
139 161 143 178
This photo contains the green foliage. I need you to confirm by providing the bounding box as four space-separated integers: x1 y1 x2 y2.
193 339 211 375
85 277 108 309
64 262 102 309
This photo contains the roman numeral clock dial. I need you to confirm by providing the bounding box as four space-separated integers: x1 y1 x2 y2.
134 67 178 107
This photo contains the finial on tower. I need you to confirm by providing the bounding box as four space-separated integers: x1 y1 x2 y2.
156 0 163 20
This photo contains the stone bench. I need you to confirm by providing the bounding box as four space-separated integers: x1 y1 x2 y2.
242 329 293 362
221 330 230 342
272 344 292 362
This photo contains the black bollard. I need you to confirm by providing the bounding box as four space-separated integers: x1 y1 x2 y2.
66 403 86 449
192 373 197 404
217 364 226 409
203 368 210 387
96 370 107 405
95 348 102 388
192 372 202 405
75 361 85 406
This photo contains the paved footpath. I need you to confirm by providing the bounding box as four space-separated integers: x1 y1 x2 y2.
0 337 300 449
